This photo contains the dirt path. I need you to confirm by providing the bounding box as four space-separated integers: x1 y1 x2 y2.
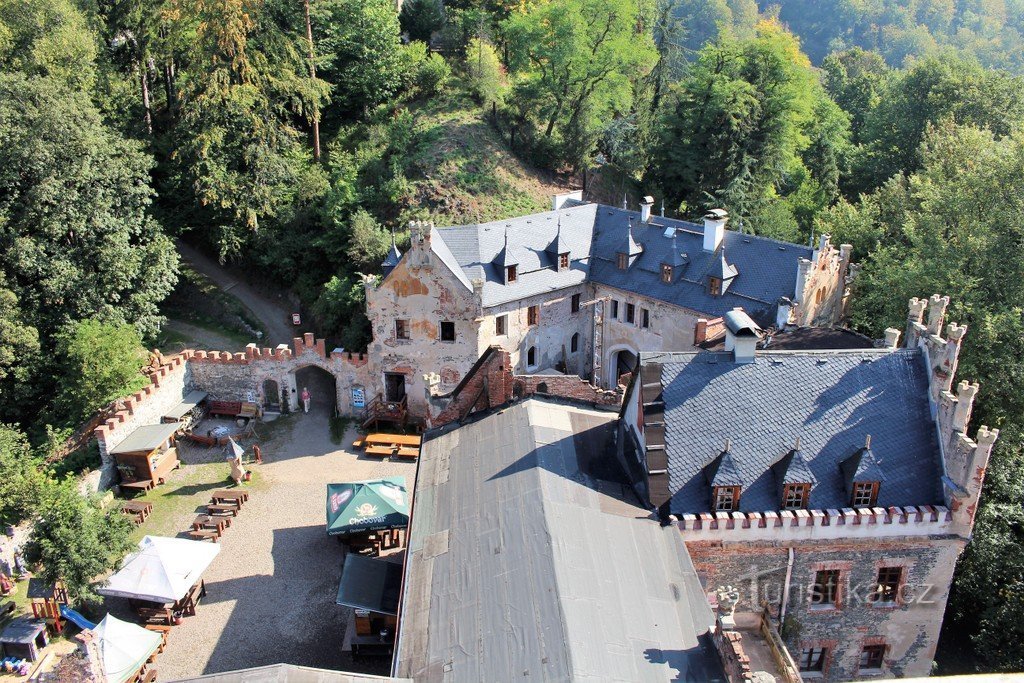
155 405 416 680
163 320 238 353
177 241 297 347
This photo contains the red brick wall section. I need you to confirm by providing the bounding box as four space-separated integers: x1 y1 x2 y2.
715 620 754 683
432 348 622 427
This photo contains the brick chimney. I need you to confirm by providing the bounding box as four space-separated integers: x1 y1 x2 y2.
703 209 728 252
640 196 654 223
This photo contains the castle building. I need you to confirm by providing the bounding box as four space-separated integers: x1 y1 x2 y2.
364 192 853 421
619 295 997 680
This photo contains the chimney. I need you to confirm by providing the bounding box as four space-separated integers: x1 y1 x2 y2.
883 328 901 349
640 196 654 223
775 297 793 329
723 308 761 364
703 209 728 252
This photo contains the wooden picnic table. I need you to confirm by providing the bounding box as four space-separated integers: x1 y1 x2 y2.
365 433 421 447
206 502 239 516
172 580 206 617
121 480 155 494
211 489 248 504
121 501 153 521
192 514 229 533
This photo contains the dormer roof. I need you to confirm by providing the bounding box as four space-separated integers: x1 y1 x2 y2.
622 220 643 258
708 247 738 282
704 446 744 488
492 228 520 270
840 439 886 489
381 238 402 277
772 445 815 489
546 217 571 257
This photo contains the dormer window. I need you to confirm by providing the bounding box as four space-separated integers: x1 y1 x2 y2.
661 264 672 283
713 486 740 512
617 253 628 270
852 481 879 507
506 265 517 283
782 483 810 510
559 253 569 270
708 277 722 296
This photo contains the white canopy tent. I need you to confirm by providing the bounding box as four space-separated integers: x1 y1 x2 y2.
97 536 220 603
90 614 162 683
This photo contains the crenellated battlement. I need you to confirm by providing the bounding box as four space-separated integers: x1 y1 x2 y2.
677 504 954 542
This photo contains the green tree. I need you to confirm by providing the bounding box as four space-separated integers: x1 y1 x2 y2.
312 274 371 350
0 285 39 385
316 0 404 115
0 0 98 90
55 320 149 422
345 209 391 270
399 0 443 43
821 48 890 144
855 53 1024 191
0 424 46 525
502 0 657 171
24 477 134 604
652 20 846 230
465 37 504 109
0 73 178 342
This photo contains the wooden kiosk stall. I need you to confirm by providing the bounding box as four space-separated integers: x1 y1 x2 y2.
110 424 181 494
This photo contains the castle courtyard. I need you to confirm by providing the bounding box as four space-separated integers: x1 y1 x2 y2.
99 398 414 681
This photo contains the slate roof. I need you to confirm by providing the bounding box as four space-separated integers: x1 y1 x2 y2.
646 348 943 514
431 206 597 307
397 398 724 682
381 240 402 278
841 444 887 490
418 202 812 319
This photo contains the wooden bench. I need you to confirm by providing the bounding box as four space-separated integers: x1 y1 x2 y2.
212 489 249 503
351 439 365 450
121 509 146 526
187 529 220 543
206 503 238 516
208 400 243 418
364 445 395 458
136 607 172 626
143 625 169 652
395 447 419 459
121 480 155 494
141 668 157 683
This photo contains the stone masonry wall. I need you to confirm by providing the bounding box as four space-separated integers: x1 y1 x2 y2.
794 235 853 327
688 537 963 681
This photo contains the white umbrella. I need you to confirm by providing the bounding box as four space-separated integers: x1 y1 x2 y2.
90 614 162 683
97 536 220 603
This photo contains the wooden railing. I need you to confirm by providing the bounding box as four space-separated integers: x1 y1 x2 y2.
759 607 801 683
360 394 408 428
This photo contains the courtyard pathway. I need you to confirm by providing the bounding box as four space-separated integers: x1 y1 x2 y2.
154 404 415 680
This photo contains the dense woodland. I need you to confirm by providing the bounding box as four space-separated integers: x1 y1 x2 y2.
3 0 1024 670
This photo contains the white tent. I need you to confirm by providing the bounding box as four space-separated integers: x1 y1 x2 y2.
97 536 220 603
90 614 162 683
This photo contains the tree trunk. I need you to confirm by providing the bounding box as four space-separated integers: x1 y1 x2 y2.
302 0 321 162
139 52 153 135
164 59 176 110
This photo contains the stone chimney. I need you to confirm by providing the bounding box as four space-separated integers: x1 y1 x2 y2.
703 209 728 252
883 328 901 349
640 196 654 223
552 190 583 211
406 220 435 269
723 308 760 364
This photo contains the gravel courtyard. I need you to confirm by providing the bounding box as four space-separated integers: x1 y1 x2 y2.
152 403 416 681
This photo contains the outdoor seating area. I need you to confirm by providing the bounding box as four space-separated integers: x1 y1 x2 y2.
327 479 409 560
351 433 421 460
111 423 181 494
186 489 249 543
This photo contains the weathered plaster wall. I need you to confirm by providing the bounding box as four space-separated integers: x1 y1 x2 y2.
479 285 591 377
594 283 704 387
366 228 481 417
687 537 963 681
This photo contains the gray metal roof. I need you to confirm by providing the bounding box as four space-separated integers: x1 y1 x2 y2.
109 422 180 455
169 665 408 683
420 202 812 321
648 348 943 514
164 390 208 420
397 398 723 682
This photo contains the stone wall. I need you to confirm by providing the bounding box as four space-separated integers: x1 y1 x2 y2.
93 354 192 489
793 235 853 327
687 537 963 681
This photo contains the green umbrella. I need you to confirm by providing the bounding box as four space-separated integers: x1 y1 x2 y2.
326 477 409 536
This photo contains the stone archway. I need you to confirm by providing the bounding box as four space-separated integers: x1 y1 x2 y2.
293 365 338 416
262 379 281 412
606 345 638 388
